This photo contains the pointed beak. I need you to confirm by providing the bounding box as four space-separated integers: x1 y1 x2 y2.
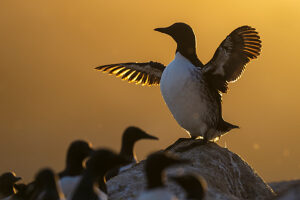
142 132 159 140
154 27 170 34
13 176 22 183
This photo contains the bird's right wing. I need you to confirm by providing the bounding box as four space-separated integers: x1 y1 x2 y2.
95 61 166 86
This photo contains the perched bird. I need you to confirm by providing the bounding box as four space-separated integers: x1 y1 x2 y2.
106 126 158 180
0 172 21 200
71 149 129 200
136 152 190 200
30 168 64 200
96 22 261 141
58 140 94 198
170 174 206 200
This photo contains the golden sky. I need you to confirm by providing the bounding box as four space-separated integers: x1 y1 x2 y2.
0 0 299 182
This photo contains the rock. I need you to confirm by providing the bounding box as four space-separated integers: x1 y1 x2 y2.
269 180 300 200
269 180 300 194
107 140 275 200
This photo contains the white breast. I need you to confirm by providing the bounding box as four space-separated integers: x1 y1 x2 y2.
61 176 107 200
95 189 108 200
160 52 219 138
59 176 81 198
136 188 177 200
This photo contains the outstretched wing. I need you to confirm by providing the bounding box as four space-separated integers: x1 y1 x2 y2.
95 61 165 86
204 25 261 92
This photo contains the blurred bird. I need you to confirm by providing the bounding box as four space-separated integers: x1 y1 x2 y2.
58 140 94 198
136 152 190 200
13 183 29 200
0 172 21 200
96 22 261 141
106 126 158 180
13 181 37 200
71 149 129 200
30 168 64 200
59 140 94 178
170 174 207 200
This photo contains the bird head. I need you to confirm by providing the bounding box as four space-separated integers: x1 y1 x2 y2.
145 151 190 189
170 174 207 200
154 22 196 54
66 140 94 169
86 149 130 177
123 126 158 143
0 172 21 187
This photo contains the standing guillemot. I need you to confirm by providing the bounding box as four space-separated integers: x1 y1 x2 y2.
170 174 207 200
0 172 21 200
95 22 261 141
30 168 64 200
71 149 129 200
58 140 94 198
59 140 94 178
136 152 190 200
105 126 158 180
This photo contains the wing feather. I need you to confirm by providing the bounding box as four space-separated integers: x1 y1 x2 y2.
204 25 262 92
95 61 165 86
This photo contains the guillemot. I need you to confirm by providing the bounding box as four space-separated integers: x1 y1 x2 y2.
136 152 190 200
71 149 129 200
95 22 261 141
0 172 21 200
106 126 158 180
30 168 64 200
171 174 207 200
59 140 94 178
58 140 94 198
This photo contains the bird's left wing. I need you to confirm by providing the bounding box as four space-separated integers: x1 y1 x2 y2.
95 61 165 86
203 25 261 93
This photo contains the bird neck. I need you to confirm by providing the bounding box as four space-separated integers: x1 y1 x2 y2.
98 176 107 194
146 169 164 189
186 191 204 200
65 161 84 176
176 41 203 67
120 140 136 162
73 171 101 198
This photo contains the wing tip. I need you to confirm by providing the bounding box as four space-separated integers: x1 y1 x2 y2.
94 62 162 86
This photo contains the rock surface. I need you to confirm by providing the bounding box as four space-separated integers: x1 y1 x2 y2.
270 180 300 200
107 140 276 200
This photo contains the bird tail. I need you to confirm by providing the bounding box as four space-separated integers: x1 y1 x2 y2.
217 120 239 133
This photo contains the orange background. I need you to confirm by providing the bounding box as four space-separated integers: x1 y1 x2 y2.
0 0 299 182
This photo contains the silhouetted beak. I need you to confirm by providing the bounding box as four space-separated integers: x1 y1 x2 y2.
154 27 170 34
142 132 159 140
13 176 22 183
